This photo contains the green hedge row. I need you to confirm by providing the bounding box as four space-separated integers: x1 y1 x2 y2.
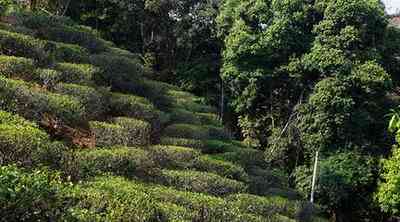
160 137 246 154
167 89 217 113
113 117 151 146
51 41 90 63
53 83 106 120
160 169 247 196
89 118 151 147
0 111 67 168
0 55 35 79
0 77 86 125
149 145 200 169
69 176 194 221
0 165 71 221
0 29 50 65
54 62 98 85
163 123 230 140
66 147 156 180
195 156 249 182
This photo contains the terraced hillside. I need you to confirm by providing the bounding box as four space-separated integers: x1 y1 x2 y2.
0 12 325 221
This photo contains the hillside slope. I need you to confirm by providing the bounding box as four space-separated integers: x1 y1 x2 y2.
0 12 324 221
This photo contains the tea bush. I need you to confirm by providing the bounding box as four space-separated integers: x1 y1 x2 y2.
0 165 70 221
160 137 205 151
163 124 230 140
51 41 89 63
69 147 156 179
0 29 50 65
54 62 98 85
195 156 248 181
54 83 106 120
169 108 201 124
0 77 86 125
89 121 129 147
160 169 247 196
113 117 151 146
0 55 35 79
149 145 200 169
196 112 220 126
90 54 143 87
32 68 61 88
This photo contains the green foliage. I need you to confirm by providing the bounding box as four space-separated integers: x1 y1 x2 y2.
0 165 70 221
68 147 156 180
160 169 247 196
163 123 230 140
0 29 50 65
17 13 107 53
227 194 301 219
0 55 35 79
167 89 217 113
213 148 266 169
160 137 205 150
90 54 143 88
54 62 98 85
53 83 106 120
113 117 151 146
0 77 85 125
149 145 200 169
377 147 400 216
32 68 61 88
51 41 90 63
195 155 248 181
89 121 129 147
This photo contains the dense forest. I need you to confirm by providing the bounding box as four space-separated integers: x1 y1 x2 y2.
1 0 400 221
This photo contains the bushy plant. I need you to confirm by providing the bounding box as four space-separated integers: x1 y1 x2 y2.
32 68 61 88
68 176 162 221
68 147 156 179
89 121 129 147
163 124 230 140
167 89 217 113
160 169 247 196
0 29 50 65
227 194 301 219
53 83 106 120
149 145 200 169
0 76 85 125
109 92 157 121
0 165 70 221
195 156 248 181
0 55 35 79
90 54 143 87
169 108 201 124
160 137 205 150
54 62 98 85
113 117 151 146
51 41 89 63
213 148 267 169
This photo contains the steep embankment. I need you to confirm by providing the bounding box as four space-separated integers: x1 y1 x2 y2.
0 12 325 221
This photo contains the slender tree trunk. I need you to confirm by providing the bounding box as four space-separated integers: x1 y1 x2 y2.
310 150 319 203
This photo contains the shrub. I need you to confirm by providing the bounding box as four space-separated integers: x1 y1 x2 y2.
203 140 240 154
227 194 301 219
68 176 160 221
167 90 217 113
214 148 267 169
106 46 141 60
196 112 220 126
0 110 37 127
169 108 201 124
32 68 61 88
0 77 86 125
0 121 49 166
195 156 248 181
53 83 106 120
89 121 129 147
0 165 70 221
0 55 35 79
0 29 50 65
113 117 151 146
160 169 247 196
90 54 143 87
160 137 205 150
51 41 89 63
149 145 200 169
68 147 156 179
54 62 98 85
246 167 288 196
163 124 230 140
